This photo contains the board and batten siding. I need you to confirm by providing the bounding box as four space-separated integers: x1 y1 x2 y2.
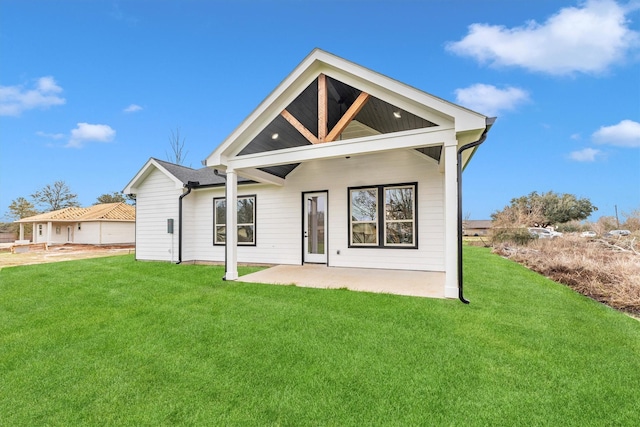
135 168 182 261
177 150 445 272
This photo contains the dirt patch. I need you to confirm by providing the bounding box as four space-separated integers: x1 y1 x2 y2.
0 244 135 269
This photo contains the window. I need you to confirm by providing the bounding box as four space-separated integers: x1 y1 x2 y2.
38 224 43 236
349 183 417 248
214 195 256 246
55 226 61 235
350 188 378 246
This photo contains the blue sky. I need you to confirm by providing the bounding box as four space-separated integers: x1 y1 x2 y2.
1 0 639 220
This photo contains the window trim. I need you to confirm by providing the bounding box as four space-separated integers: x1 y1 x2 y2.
213 194 257 246
348 182 418 249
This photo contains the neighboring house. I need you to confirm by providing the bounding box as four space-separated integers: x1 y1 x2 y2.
15 202 135 246
464 220 493 236
124 49 494 299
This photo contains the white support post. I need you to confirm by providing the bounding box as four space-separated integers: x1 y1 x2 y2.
19 223 24 241
47 221 53 246
225 169 239 280
443 141 459 298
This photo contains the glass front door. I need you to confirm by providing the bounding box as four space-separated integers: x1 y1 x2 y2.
304 192 327 264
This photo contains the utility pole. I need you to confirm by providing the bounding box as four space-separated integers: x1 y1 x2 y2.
615 205 620 229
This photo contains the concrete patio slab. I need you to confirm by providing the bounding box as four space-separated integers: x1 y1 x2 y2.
238 264 445 298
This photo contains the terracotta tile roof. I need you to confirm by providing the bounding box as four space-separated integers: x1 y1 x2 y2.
16 203 135 223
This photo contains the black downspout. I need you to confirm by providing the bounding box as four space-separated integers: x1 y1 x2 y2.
456 118 496 303
214 169 228 280
177 180 199 264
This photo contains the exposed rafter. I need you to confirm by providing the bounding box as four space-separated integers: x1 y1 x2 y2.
281 74 371 145
281 109 319 144
325 91 370 143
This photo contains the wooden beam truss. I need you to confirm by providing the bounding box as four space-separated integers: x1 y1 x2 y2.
280 74 370 145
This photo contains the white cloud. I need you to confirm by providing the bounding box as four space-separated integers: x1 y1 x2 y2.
67 123 116 148
36 131 65 140
123 104 143 113
446 0 640 75
0 76 66 116
569 147 602 161
454 83 529 116
592 119 640 147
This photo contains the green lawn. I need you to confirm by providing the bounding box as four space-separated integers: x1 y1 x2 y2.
1 248 639 426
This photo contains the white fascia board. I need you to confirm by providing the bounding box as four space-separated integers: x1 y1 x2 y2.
236 168 285 186
205 53 324 166
205 49 487 167
122 158 184 194
315 51 487 132
122 158 155 194
228 126 455 171
321 65 453 127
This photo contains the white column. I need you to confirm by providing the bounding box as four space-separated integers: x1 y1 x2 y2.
443 140 459 298
225 169 239 280
46 221 53 246
19 224 24 241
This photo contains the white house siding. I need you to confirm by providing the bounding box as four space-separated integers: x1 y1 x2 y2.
32 221 134 245
135 168 182 261
178 150 444 272
73 222 135 244
182 183 303 265
100 222 135 244
33 223 68 245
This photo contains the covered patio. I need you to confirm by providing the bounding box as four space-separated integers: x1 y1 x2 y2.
239 264 445 298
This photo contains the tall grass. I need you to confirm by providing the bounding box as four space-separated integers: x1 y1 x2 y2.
494 235 640 315
1 251 640 425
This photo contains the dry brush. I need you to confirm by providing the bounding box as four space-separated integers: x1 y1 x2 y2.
493 235 640 316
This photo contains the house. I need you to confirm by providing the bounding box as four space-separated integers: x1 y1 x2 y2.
15 202 135 246
124 49 494 299
463 220 493 236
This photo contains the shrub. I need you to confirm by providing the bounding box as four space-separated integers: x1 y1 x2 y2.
491 227 535 246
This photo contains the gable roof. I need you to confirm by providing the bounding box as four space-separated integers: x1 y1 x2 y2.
205 48 492 182
16 203 135 223
123 158 253 194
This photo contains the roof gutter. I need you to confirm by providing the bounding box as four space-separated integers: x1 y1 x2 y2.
456 117 496 304
177 180 200 264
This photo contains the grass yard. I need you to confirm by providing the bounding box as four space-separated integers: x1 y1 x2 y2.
1 248 639 426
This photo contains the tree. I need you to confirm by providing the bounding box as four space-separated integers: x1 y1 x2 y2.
166 127 188 165
31 180 80 212
5 197 39 237
492 191 597 228
7 197 38 220
95 192 126 204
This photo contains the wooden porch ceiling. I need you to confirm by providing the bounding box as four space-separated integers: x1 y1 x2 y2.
239 74 440 178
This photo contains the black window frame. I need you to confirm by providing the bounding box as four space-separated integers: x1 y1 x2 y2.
213 194 257 246
348 182 418 249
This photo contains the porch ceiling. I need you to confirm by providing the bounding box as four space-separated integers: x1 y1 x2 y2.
238 75 439 179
